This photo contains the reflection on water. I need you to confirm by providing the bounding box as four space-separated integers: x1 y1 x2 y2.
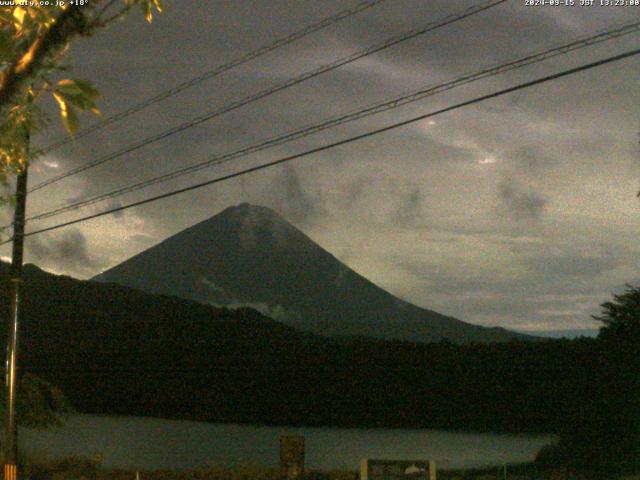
21 415 555 471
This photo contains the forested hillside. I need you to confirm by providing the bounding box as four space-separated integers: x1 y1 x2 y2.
0 262 602 434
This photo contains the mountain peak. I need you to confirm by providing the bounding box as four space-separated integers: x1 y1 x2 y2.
215 203 291 228
94 204 530 344
222 202 273 216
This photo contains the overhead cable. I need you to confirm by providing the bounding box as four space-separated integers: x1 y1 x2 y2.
26 19 640 223
35 0 389 155
28 0 508 193
14 47 640 241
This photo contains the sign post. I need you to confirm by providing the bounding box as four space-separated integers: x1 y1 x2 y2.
280 435 305 480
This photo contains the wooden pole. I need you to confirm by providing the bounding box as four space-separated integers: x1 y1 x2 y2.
4 136 29 480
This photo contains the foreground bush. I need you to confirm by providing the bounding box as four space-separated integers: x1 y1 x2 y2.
26 458 359 480
25 457 557 480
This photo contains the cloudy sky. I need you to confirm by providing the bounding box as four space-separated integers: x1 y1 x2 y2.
2 0 639 332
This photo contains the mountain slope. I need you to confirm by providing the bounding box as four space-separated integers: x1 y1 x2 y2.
94 203 526 343
0 262 587 432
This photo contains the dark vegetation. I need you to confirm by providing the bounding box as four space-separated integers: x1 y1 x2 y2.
0 263 637 477
18 456 599 480
0 263 591 432
544 285 640 479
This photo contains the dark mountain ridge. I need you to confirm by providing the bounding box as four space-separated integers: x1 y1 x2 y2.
0 262 592 433
94 203 527 344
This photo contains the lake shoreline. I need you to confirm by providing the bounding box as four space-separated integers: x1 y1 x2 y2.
27 456 549 480
65 411 558 436
21 414 556 472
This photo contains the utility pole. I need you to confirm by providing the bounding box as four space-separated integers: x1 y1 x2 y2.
4 132 29 480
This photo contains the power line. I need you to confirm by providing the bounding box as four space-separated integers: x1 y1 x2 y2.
35 0 389 156
14 47 640 242
28 0 508 193
31 0 506 191
24 19 640 223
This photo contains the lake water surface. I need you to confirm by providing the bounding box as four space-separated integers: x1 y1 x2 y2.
21 415 554 471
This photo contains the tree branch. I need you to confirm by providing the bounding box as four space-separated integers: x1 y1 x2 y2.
0 7 90 116
95 3 136 27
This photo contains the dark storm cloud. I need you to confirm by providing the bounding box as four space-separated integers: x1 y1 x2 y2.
511 146 555 173
394 186 426 226
497 179 547 220
105 199 125 219
26 229 106 275
272 165 321 224
324 169 430 227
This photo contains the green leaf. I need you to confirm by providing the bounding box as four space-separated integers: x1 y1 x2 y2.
73 79 100 98
0 9 14 26
55 79 101 114
142 0 153 22
0 28 14 62
56 79 84 96
12 7 25 27
62 104 79 136
53 93 79 135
